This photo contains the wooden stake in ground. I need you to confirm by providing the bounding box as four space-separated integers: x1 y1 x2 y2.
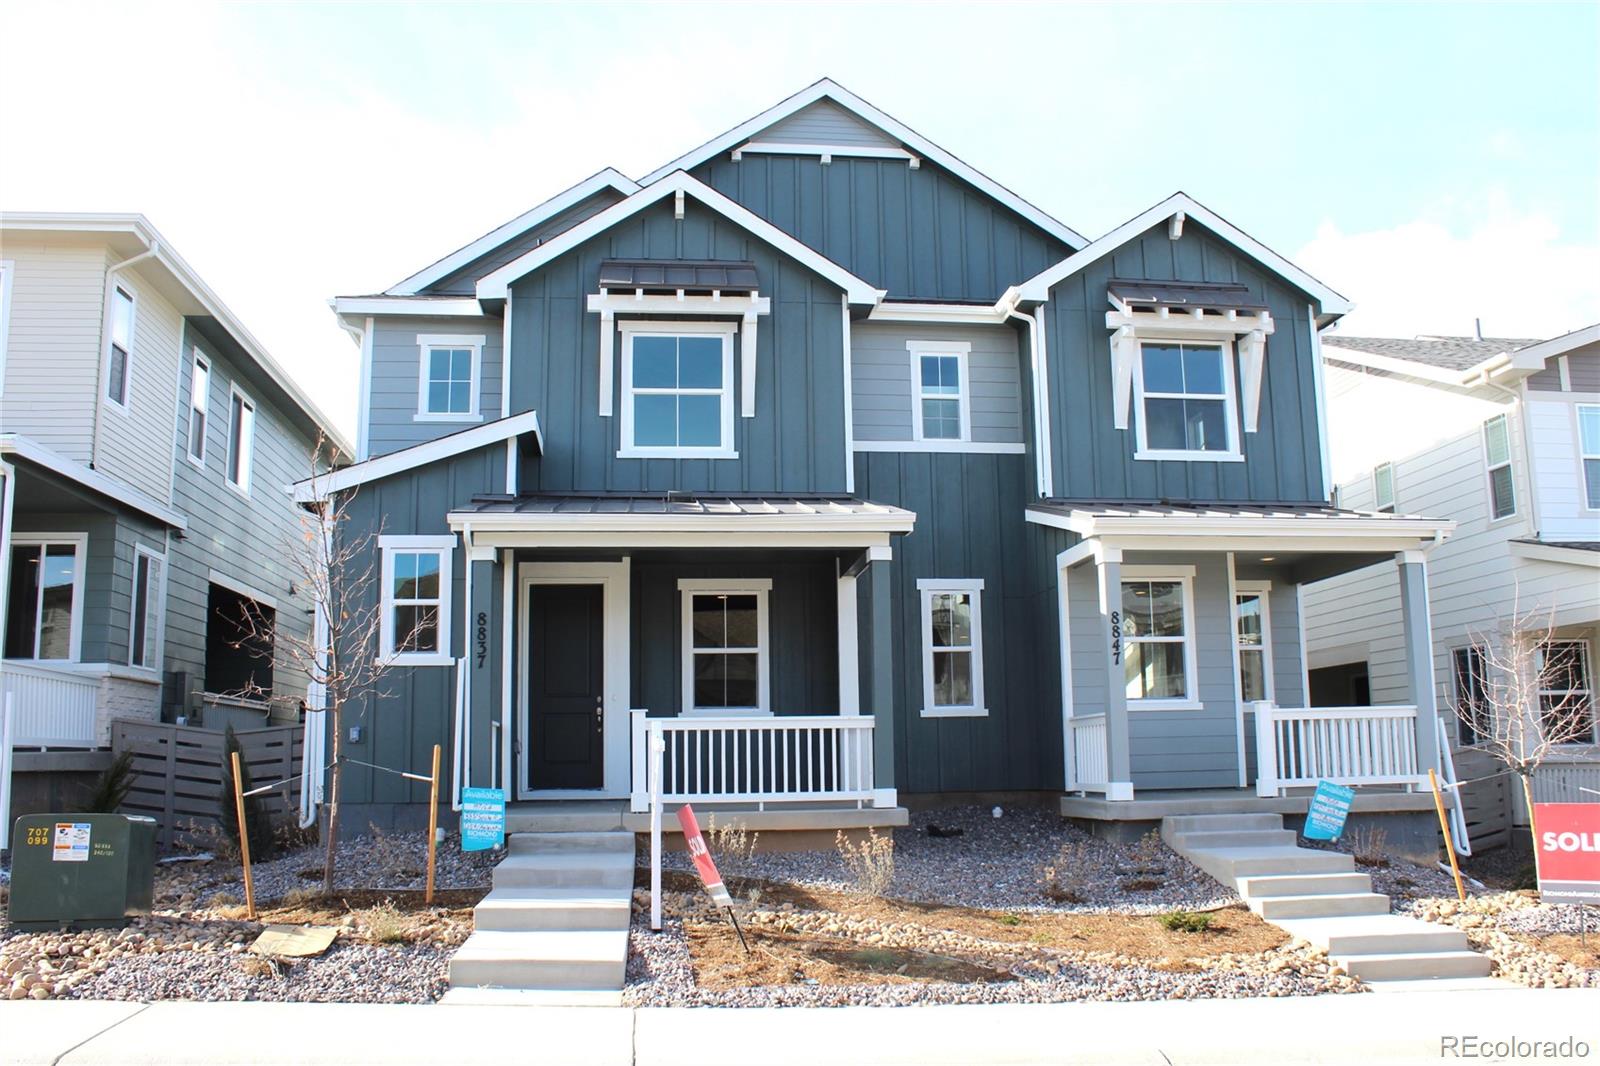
1429 768 1467 903
425 743 441 905
231 750 257 919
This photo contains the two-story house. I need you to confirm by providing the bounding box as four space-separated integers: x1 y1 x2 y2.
0 214 350 762
301 80 1458 844
1303 325 1600 823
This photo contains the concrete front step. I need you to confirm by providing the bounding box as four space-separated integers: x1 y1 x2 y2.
1162 813 1285 835
1279 915 1470 956
507 831 636 856
1363 976 1518 993
1252 892 1392 919
448 929 630 990
1190 845 1355 879
1334 950 1493 981
472 887 632 932
491 849 634 890
1171 829 1298 850
1236 872 1374 898
505 804 627 834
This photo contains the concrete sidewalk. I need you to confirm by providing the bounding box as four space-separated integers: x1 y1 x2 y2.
2 990 1597 1066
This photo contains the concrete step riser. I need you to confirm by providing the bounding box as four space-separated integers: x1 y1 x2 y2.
1215 854 1355 878
1335 953 1493 981
1252 894 1392 919
507 832 636 856
492 866 634 890
1162 814 1284 835
472 904 631 932
448 957 626 990
1238 873 1373 898
1172 830 1297 850
505 814 626 834
1322 930 1470 956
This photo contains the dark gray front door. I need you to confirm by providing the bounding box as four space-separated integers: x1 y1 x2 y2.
528 583 604 789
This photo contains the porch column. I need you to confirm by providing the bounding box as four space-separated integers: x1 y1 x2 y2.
865 545 896 807
837 566 860 716
466 548 499 792
1097 549 1134 800
1397 551 1442 782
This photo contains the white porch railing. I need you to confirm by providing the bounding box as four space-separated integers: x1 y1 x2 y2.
630 709 876 812
1254 701 1426 797
1067 713 1109 792
1 661 99 748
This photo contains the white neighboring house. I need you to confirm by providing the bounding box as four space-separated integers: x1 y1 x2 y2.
1303 325 1600 823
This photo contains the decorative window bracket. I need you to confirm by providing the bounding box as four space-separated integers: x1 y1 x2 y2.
1105 305 1274 432
587 291 771 418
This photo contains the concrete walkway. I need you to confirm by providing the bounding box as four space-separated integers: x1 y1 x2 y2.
4 990 1597 1065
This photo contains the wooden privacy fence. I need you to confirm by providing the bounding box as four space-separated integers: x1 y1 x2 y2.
112 718 304 850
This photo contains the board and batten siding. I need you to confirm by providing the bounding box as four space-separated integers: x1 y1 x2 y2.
423 188 628 296
693 155 1070 303
509 197 848 495
1040 219 1326 504
1528 345 1600 393
0 236 115 465
851 322 1024 445
366 315 504 459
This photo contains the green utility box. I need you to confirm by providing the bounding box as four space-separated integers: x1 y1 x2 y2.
7 814 157 930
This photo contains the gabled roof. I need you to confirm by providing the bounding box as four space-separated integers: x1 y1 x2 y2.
637 78 1088 250
1323 323 1600 386
291 410 541 502
1003 193 1352 319
1322 335 1539 372
475 171 885 305
387 168 640 296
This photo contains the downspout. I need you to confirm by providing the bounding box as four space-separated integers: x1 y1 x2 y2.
1001 292 1053 498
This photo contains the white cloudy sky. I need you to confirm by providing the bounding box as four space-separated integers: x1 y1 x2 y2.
2 1 1595 436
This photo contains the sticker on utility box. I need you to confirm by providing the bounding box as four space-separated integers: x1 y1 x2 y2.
52 822 92 862
1302 781 1356 842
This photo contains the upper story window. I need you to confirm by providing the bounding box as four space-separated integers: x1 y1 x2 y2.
1482 414 1516 520
917 578 987 718
1121 569 1198 707
106 285 135 409
908 341 971 442
1373 462 1396 513
620 322 737 459
416 334 485 421
1133 342 1241 461
4 535 84 661
188 352 210 464
1578 404 1600 510
379 535 455 666
679 579 770 714
227 386 256 494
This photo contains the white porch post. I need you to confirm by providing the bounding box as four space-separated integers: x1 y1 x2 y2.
1397 550 1442 783
1096 548 1134 800
837 565 860 716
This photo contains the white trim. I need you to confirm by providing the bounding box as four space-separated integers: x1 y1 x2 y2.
293 410 544 502
1233 577 1276 709
8 532 88 661
500 551 514 793
461 530 899 551
225 383 256 496
837 567 860 716
1032 306 1056 498
1130 338 1243 462
0 259 13 396
516 560 632 797
1227 554 1246 787
378 534 456 667
334 297 484 318
186 349 210 468
733 141 919 166
1009 192 1349 314
842 296 855 494
449 507 914 537
1056 553 1074 788
916 577 987 718
1372 461 1396 512
103 283 136 413
0 434 186 529
618 321 738 459
500 293 512 420
355 316 374 461
907 339 973 444
1119 570 1199 709
852 441 1027 454
1559 355 1573 392
1575 403 1600 511
1309 307 1333 500
678 579 772 716
389 169 640 295
414 333 486 421
1509 541 1600 568
1022 505 1453 544
867 302 1009 326
206 569 280 612
129 544 167 670
476 171 885 305
1481 413 1518 520
639 79 1087 249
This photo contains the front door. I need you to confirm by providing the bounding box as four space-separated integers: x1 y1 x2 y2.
527 583 605 789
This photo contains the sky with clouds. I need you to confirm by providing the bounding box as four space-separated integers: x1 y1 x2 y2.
2 1 1595 435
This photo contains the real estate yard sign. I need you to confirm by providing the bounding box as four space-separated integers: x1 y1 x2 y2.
1533 803 1600 904
676 804 734 908
1302 780 1356 842
460 787 506 852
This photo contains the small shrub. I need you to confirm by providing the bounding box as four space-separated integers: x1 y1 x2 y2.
82 750 137 813
1158 910 1214 933
1347 824 1390 868
706 815 760 887
997 913 1022 927
360 899 412 944
836 828 895 897
1125 829 1169 876
1039 840 1092 904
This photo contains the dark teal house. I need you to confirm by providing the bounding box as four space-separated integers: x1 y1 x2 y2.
301 80 1456 833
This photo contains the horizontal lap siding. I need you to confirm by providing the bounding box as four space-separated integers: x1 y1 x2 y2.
366 315 504 458
755 100 901 149
851 322 1024 444
7 510 157 666
1041 220 1325 503
510 198 847 494
93 268 182 504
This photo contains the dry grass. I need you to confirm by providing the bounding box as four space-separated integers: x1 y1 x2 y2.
358 899 413 944
705 816 760 886
836 828 895 897
1038 839 1092 903
686 923 1014 990
366 824 423 884
1520 933 1600 971
1347 824 1391 868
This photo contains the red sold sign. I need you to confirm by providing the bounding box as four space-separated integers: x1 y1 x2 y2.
1533 803 1600 904
676 804 734 908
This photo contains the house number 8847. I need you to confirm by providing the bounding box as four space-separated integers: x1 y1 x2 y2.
1110 610 1121 665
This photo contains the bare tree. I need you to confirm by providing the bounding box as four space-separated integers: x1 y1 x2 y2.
1455 592 1593 852
234 435 428 894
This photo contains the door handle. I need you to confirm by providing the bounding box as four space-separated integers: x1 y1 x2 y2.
595 697 603 733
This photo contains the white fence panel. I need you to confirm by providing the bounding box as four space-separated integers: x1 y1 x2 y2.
1 661 99 748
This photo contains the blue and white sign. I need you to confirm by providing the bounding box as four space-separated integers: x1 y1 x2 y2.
1302 780 1356 841
460 787 506 852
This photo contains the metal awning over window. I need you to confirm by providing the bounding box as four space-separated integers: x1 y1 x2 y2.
597 259 759 293
1107 279 1269 316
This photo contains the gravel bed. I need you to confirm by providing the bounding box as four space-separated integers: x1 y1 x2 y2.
667 804 1235 913
1412 893 1599 989
1496 902 1600 937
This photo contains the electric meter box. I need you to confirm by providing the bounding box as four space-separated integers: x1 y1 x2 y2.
7 814 157 930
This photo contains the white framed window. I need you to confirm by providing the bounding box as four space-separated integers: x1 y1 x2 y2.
106 284 135 410
1482 414 1516 520
1578 404 1600 511
129 545 166 670
226 385 256 494
1132 341 1242 461
1372 462 1396 513
187 351 210 465
1451 645 1490 746
679 578 770 715
1538 639 1596 745
3 533 87 661
907 340 972 442
917 578 987 718
415 333 485 421
1121 566 1199 707
379 535 455 666
1234 581 1274 705
620 321 737 459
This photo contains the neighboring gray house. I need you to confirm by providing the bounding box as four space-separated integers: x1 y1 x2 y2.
0 213 350 756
